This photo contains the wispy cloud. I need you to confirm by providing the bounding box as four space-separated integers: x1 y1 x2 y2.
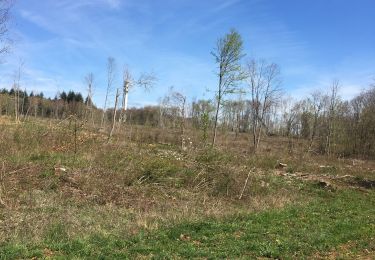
212 0 241 13
19 10 53 32
290 71 373 101
56 0 122 10
2 0 374 107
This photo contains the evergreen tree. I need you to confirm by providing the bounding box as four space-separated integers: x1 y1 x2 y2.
60 91 67 101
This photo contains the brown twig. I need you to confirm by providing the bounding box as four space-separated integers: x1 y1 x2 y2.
0 162 6 207
239 168 254 200
4 165 37 176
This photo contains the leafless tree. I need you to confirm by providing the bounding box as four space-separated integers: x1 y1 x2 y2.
211 29 246 146
281 98 301 153
307 91 324 152
247 59 282 152
109 88 120 140
13 59 24 122
158 96 170 129
170 88 187 149
233 95 245 138
119 66 156 123
325 79 340 155
101 57 116 128
119 67 132 123
84 73 94 126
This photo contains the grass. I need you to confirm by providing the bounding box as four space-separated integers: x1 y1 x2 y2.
1 117 375 259
1 189 374 259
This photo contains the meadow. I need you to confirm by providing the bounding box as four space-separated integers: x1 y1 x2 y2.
0 116 374 259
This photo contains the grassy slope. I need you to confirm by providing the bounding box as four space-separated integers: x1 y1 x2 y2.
1 189 374 259
1 119 375 259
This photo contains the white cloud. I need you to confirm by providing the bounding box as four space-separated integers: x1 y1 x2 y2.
291 78 372 101
19 10 53 31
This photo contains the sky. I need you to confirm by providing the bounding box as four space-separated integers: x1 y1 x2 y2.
0 0 374 107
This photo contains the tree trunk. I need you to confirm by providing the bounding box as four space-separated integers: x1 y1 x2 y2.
100 88 109 129
119 81 129 124
109 89 120 140
308 112 319 152
14 85 18 122
212 96 220 146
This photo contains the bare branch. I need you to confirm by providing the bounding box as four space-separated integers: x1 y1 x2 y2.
136 72 157 92
0 0 13 57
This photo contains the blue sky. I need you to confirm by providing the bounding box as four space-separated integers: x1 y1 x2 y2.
0 0 374 107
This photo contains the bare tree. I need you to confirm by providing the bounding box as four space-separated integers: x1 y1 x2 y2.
119 67 132 123
233 95 245 138
325 79 340 155
247 59 282 152
109 88 120 140
158 96 170 129
281 98 301 153
307 91 324 152
84 73 94 126
211 29 246 146
13 60 24 122
119 66 156 123
101 57 116 129
170 88 187 149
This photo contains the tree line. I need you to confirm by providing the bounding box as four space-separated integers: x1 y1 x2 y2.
0 88 89 119
1 77 374 159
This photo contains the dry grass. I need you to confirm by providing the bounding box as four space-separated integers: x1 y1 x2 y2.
0 116 374 248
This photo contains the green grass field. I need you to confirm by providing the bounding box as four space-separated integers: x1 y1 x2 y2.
2 190 374 259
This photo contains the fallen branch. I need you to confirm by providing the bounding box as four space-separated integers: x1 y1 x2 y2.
5 165 37 176
0 162 6 207
239 168 254 200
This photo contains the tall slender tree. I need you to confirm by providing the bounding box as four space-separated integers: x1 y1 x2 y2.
211 29 246 146
109 88 120 140
84 73 94 126
247 59 282 152
13 60 24 122
325 79 340 155
170 88 187 149
101 57 116 128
